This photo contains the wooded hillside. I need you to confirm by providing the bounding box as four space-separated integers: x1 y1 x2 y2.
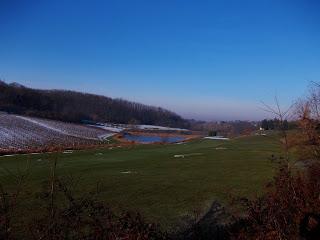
0 81 189 128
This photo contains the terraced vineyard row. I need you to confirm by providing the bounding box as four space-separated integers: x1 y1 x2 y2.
0 113 113 153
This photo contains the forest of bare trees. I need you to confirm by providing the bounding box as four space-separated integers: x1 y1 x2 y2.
0 81 189 128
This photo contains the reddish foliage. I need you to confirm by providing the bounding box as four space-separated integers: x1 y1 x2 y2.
233 164 320 239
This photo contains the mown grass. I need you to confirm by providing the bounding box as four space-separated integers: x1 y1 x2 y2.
0 135 280 230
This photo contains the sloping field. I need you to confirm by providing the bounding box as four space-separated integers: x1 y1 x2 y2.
0 135 280 230
0 113 113 152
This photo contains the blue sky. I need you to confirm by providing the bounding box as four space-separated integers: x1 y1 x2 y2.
1 0 319 120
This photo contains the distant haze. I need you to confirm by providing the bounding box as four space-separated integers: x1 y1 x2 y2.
122 94 273 121
1 1 319 120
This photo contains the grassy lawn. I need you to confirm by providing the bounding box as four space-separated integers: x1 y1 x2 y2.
0 135 280 230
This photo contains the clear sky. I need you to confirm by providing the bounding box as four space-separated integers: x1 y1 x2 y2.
1 0 319 120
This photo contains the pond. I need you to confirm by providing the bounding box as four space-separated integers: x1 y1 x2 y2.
123 133 185 144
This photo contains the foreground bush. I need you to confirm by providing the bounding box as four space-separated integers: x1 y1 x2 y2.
232 163 320 239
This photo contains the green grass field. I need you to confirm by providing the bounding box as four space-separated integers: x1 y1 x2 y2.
0 135 280 230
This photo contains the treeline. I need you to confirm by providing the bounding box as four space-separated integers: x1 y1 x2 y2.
189 120 256 137
260 118 297 130
0 81 189 128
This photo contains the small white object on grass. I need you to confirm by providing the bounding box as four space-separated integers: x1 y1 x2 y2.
204 136 229 140
174 153 203 158
120 171 137 174
63 150 73 154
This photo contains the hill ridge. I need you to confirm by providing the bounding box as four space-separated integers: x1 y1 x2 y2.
0 80 189 128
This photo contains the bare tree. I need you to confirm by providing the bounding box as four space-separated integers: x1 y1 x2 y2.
260 96 293 168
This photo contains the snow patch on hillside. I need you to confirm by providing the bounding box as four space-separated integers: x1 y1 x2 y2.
89 125 123 133
100 123 189 132
16 116 67 134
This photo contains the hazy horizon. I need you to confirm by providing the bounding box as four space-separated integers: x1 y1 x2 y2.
1 0 319 120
